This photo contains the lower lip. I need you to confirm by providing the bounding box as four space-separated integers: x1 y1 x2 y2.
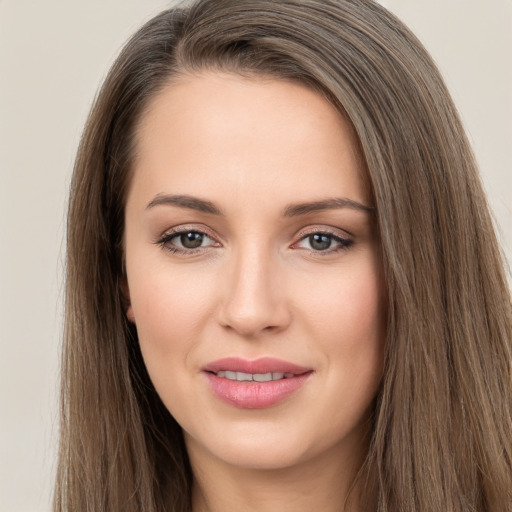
204 372 312 409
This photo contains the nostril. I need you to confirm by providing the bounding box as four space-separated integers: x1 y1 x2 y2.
218 308 291 337
216 259 292 336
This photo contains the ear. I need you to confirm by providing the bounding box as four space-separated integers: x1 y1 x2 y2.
120 276 136 324
126 305 135 323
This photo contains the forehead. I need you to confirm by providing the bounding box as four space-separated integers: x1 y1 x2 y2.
129 72 369 210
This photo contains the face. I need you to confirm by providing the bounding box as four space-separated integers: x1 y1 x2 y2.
124 73 386 473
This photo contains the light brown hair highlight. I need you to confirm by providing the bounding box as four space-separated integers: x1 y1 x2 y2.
54 1 512 511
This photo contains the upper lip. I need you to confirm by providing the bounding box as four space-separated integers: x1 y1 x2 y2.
202 357 311 375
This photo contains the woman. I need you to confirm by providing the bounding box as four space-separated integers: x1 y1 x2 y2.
54 0 512 511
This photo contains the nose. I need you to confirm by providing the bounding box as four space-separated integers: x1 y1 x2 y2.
217 244 291 337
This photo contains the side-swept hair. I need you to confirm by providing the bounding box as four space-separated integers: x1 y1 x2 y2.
54 1 512 510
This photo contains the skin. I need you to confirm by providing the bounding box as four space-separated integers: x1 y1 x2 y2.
124 72 386 512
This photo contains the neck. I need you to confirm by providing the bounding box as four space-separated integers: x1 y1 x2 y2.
187 434 367 512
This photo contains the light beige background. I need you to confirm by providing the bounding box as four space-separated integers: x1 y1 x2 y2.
0 1 510 511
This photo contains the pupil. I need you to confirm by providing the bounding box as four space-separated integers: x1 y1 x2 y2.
310 234 331 251
181 232 203 249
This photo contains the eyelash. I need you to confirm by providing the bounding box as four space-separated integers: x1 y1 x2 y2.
154 227 219 255
155 227 354 256
293 229 354 254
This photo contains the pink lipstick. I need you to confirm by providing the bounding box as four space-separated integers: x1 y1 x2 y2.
202 357 313 409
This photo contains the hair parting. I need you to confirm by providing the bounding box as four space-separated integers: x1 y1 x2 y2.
55 1 512 511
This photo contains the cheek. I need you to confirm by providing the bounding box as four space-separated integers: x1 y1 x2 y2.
127 258 217 365
299 258 386 392
303 259 384 340
127 263 219 422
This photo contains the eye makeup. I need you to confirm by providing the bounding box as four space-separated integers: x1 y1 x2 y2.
154 224 355 257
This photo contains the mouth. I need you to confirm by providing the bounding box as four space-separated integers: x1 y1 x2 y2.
213 371 296 382
202 356 311 375
202 357 313 409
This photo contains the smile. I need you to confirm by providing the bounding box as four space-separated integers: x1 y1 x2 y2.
203 357 313 409
215 371 295 381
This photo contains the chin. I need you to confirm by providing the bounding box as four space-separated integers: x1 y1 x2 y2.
224 442 308 471
190 435 310 471
183 415 364 474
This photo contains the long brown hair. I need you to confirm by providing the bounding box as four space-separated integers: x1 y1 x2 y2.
54 1 512 510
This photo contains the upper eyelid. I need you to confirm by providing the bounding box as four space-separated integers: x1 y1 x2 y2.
294 224 353 240
157 224 220 242
154 224 353 247
293 231 352 248
155 228 220 253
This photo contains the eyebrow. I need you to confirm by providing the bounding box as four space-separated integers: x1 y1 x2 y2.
283 198 374 216
145 194 374 217
146 194 223 215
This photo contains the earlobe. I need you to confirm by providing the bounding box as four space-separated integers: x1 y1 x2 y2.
120 275 135 323
126 305 136 323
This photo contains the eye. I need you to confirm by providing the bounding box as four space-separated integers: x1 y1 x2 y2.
175 231 209 249
156 229 219 253
294 232 353 253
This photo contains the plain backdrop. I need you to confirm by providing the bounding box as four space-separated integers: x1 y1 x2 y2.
0 1 510 511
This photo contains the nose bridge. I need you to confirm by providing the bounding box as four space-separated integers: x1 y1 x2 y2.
219 239 289 336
